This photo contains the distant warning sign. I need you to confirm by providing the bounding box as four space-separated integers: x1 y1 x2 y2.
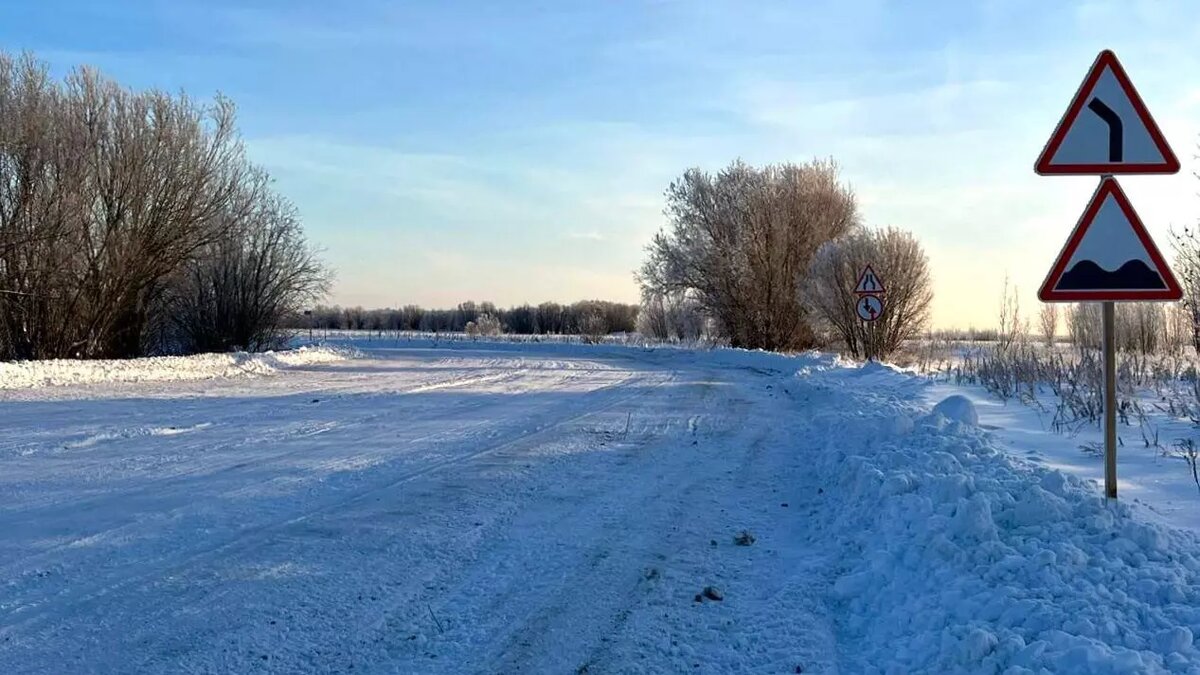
1039 178 1181 301
1035 50 1179 175
856 295 884 322
854 265 885 295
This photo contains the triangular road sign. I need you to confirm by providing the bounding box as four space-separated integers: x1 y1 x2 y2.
1039 178 1181 301
854 265 885 295
1035 50 1179 175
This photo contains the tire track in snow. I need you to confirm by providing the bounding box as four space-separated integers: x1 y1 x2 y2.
0 366 669 644
0 372 527 569
0 361 605 572
98 365 681 674
499 379 748 671
362 370 748 673
0 358 592 564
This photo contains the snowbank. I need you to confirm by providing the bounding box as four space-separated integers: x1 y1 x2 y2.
806 364 1200 673
925 376 1200 533
0 346 351 390
933 394 979 427
318 334 849 376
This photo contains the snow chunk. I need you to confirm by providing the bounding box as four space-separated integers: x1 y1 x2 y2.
933 395 979 427
961 627 999 662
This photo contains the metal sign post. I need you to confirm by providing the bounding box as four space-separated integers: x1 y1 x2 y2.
1035 50 1183 501
1102 300 1117 499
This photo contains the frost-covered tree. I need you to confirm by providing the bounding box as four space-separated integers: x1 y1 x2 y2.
1067 303 1102 352
1116 304 1163 354
475 313 502 337
638 290 707 342
0 51 327 360
1171 225 1200 350
164 181 328 353
1164 302 1191 354
1039 304 1058 348
578 311 608 342
638 159 858 350
996 276 1026 352
806 226 932 359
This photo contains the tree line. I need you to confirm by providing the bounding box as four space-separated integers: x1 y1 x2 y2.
294 300 639 336
0 53 327 361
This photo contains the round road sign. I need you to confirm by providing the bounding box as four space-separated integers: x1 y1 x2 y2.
857 295 884 322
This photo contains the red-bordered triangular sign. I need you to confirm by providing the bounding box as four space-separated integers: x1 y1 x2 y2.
1039 178 1181 302
1035 50 1179 175
854 265 885 295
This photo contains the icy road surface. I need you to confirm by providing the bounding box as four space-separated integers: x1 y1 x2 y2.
3 343 1200 673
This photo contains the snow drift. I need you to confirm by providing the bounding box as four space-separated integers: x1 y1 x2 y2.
0 346 351 390
933 394 980 427
806 364 1200 674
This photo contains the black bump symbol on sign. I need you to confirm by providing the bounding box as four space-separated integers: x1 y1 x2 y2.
1087 97 1123 162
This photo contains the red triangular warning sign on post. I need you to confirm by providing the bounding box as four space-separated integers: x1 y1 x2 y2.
1035 50 1179 175
1039 178 1181 302
854 265 885 295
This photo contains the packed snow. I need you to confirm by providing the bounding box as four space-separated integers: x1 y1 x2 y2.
0 345 350 391
933 393 980 427
1 341 1198 673
928 376 1200 535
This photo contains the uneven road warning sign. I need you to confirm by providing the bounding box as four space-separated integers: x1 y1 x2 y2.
854 265 885 295
1036 49 1183 501
1035 50 1179 175
856 295 883 322
1039 177 1181 302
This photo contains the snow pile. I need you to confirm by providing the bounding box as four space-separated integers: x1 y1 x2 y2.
933 394 979 427
806 365 1200 674
0 346 351 390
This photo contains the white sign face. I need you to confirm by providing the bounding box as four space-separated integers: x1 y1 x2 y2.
1036 50 1178 175
856 295 883 322
1039 178 1181 302
854 265 885 295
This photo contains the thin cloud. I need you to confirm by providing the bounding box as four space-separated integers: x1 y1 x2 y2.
567 231 605 242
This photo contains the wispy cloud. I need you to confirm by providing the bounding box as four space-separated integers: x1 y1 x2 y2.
20 1 1200 325
567 231 605 242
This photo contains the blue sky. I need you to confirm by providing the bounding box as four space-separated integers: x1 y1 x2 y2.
4 1 1200 328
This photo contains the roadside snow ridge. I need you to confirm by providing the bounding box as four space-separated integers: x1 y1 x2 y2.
0 346 351 389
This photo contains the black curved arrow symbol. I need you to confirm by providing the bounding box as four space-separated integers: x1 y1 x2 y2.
1087 97 1123 162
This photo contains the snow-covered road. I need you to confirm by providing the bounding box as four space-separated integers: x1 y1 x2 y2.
3 343 1200 673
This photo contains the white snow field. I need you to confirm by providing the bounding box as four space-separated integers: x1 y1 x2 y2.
2 342 1200 674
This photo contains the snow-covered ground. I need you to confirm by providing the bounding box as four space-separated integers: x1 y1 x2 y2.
2 342 1200 673
0 345 350 391
927 377 1200 534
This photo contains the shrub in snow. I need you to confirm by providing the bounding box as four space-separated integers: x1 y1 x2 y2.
475 313 502 337
933 394 978 427
577 312 609 343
